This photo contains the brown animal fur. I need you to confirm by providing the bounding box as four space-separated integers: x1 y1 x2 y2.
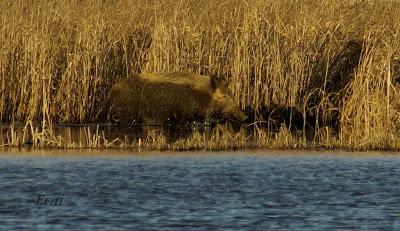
109 72 247 125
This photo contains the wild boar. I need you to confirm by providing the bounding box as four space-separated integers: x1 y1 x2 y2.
109 71 247 125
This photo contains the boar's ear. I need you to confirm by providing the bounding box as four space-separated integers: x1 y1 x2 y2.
210 75 229 90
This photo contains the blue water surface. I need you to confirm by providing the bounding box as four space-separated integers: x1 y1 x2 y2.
1 151 400 230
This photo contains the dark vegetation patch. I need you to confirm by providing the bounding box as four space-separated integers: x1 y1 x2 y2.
245 40 363 132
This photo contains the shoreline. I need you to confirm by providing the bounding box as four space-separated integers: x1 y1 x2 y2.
1 144 399 155
1 122 400 152
0 147 399 157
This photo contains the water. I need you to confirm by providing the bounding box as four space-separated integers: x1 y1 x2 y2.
1 151 400 230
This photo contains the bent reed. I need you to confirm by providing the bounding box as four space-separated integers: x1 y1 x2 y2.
1 0 400 150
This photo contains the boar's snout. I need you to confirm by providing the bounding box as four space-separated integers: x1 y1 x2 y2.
231 107 248 122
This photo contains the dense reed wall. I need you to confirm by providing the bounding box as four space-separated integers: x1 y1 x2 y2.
1 0 400 148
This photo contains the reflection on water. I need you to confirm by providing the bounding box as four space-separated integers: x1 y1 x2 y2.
1 152 400 230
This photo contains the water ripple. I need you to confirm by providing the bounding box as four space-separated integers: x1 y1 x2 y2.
0 154 400 230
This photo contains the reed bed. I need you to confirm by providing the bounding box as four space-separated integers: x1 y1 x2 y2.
1 0 400 150
0 123 397 151
0 123 302 150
